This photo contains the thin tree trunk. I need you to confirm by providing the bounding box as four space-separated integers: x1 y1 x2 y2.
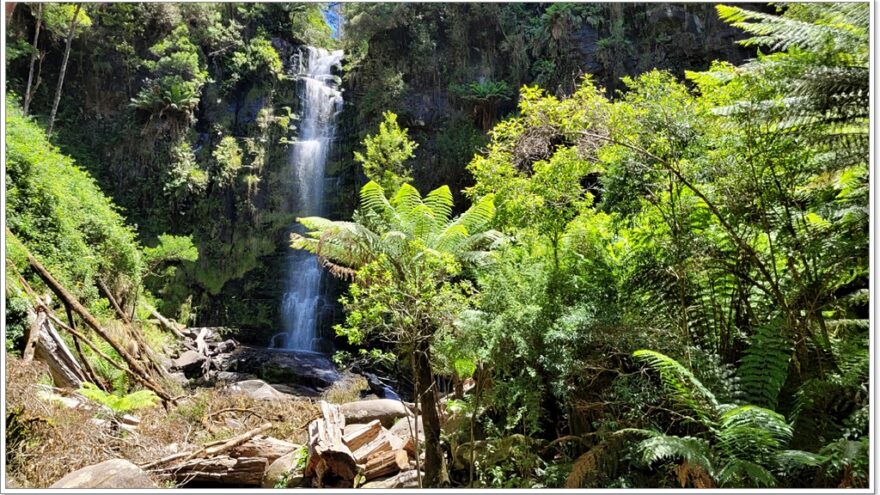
47 3 81 136
414 341 443 487
23 3 42 115
65 304 106 391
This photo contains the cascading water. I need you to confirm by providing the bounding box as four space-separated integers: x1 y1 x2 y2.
278 46 344 351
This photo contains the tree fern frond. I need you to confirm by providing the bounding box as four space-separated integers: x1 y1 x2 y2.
453 194 496 234
775 449 826 470
423 185 454 223
637 434 715 475
737 319 793 409
633 349 720 422
717 4 864 52
391 182 424 215
716 458 777 487
360 180 394 216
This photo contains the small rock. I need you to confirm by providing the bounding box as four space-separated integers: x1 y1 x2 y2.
227 380 289 401
173 350 207 377
262 448 307 488
339 399 411 428
50 459 157 488
120 414 140 426
217 339 238 353
169 372 188 386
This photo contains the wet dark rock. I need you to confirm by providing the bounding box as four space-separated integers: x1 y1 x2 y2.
173 350 207 378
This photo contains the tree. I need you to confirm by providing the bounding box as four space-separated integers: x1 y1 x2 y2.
22 3 43 115
291 181 502 486
353 111 418 193
47 3 90 136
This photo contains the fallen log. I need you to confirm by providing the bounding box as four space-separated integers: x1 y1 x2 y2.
228 435 297 463
141 423 273 470
45 312 169 401
362 449 409 481
361 469 422 489
29 306 85 388
21 303 47 363
342 420 381 452
305 401 357 487
148 306 186 339
97 277 131 325
155 456 267 486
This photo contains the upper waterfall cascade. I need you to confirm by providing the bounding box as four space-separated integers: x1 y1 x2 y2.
278 46 344 351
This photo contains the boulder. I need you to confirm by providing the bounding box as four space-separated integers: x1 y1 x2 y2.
227 380 289 401
261 448 307 488
50 459 157 489
361 469 422 489
339 399 411 428
173 350 207 377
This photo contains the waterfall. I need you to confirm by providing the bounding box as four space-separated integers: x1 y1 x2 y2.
279 46 344 351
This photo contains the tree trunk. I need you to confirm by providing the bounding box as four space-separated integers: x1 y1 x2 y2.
47 3 81 136
28 307 86 388
414 342 443 487
23 3 42 114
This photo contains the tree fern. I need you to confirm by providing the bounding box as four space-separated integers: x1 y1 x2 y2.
633 349 719 423
737 319 792 409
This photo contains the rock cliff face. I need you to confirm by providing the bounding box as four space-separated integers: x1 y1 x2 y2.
336 3 757 213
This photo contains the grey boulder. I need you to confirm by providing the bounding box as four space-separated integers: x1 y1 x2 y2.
50 459 157 488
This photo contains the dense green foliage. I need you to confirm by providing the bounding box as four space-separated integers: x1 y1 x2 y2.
6 3 338 337
306 3 867 489
337 3 751 207
5 2 870 489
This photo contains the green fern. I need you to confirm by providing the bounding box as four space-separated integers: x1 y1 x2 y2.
77 382 160 414
633 349 719 423
737 319 792 409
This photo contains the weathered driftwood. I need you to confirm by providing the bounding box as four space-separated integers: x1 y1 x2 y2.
156 456 267 486
29 306 85 388
362 449 409 481
342 420 382 452
305 401 358 487
228 435 296 463
141 423 273 470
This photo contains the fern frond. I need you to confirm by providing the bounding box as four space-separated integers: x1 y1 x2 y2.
453 194 496 235
423 185 454 223
633 349 720 423
737 319 793 409
717 405 792 459
360 180 394 216
716 4 864 52
637 434 715 476
716 458 777 487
